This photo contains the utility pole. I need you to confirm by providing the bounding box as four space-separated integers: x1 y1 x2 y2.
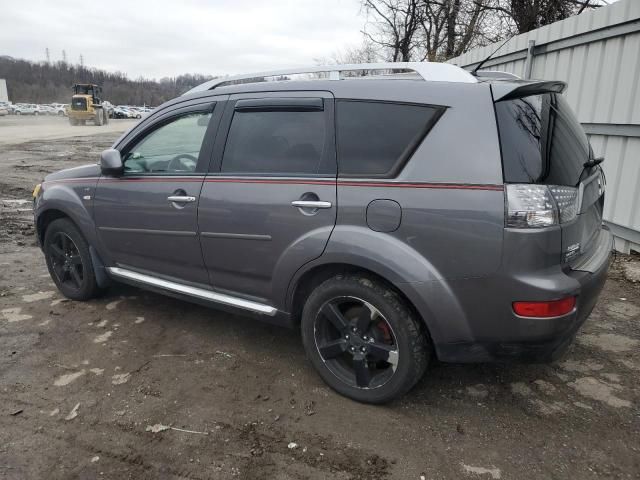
45 48 50 63
62 50 67 64
80 54 84 68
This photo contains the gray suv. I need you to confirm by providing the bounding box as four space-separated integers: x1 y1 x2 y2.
33 63 612 403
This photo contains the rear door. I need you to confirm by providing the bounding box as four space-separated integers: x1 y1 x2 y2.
495 91 605 265
94 101 221 284
198 92 337 301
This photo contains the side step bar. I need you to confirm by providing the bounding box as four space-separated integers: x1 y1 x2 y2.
107 267 277 316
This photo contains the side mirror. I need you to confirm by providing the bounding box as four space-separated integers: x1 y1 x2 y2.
100 148 123 176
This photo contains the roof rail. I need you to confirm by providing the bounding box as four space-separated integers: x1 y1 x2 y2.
184 62 477 95
474 70 521 80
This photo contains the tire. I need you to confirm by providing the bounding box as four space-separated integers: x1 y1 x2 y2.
43 218 103 301
15 111 21 115
94 110 103 126
301 274 430 404
58 111 64 116
34 111 39 116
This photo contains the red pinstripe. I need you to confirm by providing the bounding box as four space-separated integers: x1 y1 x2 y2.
44 176 504 191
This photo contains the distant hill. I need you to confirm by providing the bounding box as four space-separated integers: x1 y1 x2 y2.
0 56 214 106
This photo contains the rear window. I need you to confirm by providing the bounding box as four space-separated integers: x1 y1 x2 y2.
222 110 326 175
495 93 591 185
336 100 443 177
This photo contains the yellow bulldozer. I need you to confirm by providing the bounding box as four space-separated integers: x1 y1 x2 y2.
67 84 109 126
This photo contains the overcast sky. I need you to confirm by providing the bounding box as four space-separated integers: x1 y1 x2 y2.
1 0 365 79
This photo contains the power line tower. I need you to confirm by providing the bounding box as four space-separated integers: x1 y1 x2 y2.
80 54 84 68
62 50 67 64
45 48 50 63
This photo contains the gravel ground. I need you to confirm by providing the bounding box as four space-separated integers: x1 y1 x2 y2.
0 115 137 146
0 119 638 479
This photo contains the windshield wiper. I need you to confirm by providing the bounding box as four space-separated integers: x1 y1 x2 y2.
583 156 604 168
576 156 604 187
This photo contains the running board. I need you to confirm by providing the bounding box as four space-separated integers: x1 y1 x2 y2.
107 267 277 316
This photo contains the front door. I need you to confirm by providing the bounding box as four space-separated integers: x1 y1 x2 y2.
198 92 337 302
94 103 219 285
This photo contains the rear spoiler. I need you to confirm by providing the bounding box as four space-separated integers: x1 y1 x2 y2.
491 81 566 102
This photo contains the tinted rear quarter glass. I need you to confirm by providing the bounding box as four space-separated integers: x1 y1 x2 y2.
495 93 591 185
336 100 443 177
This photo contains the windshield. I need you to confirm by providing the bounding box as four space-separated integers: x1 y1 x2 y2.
495 92 591 186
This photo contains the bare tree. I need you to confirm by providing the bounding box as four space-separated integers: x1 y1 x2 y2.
362 0 498 62
360 0 605 63
362 0 424 61
332 38 381 64
483 0 605 35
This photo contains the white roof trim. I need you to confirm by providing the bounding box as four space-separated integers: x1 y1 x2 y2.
184 62 477 95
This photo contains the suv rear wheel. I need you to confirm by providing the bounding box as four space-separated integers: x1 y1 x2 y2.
301 274 430 403
44 218 103 300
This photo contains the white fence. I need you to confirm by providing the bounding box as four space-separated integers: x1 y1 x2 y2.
449 0 640 253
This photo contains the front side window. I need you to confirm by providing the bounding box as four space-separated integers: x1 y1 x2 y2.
123 112 212 174
222 109 326 175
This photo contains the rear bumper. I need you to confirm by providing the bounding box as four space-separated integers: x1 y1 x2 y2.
436 228 613 363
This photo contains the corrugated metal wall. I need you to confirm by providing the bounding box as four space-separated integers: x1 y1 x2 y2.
449 0 640 253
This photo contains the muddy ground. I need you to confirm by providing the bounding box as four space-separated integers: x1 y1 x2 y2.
0 117 638 479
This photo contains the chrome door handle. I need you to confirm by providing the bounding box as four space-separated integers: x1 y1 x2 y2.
167 195 196 203
291 200 332 209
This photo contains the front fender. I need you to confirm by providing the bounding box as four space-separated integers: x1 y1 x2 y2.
35 179 99 250
283 226 473 348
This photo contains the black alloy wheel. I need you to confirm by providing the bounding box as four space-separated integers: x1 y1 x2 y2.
314 296 398 389
301 275 430 403
48 231 84 291
43 218 104 300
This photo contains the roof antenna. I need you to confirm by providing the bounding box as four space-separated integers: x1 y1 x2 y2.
471 37 512 76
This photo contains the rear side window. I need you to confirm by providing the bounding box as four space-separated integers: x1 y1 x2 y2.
495 93 591 186
222 110 326 175
336 100 443 177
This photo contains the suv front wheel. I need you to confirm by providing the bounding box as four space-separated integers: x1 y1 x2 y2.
301 274 430 404
44 218 103 301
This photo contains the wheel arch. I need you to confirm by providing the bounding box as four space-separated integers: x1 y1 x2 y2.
35 184 100 252
36 206 111 288
284 227 474 354
36 208 71 245
287 261 445 346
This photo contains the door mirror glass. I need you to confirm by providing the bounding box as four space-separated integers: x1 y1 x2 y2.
100 148 123 176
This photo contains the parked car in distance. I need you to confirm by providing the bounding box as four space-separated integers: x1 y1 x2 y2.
33 63 612 404
50 103 68 116
0 101 10 116
127 106 143 119
112 106 134 119
39 104 57 115
102 101 114 118
14 103 41 115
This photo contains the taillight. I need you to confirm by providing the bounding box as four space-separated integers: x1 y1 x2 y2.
513 296 576 317
548 186 579 223
505 184 579 228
